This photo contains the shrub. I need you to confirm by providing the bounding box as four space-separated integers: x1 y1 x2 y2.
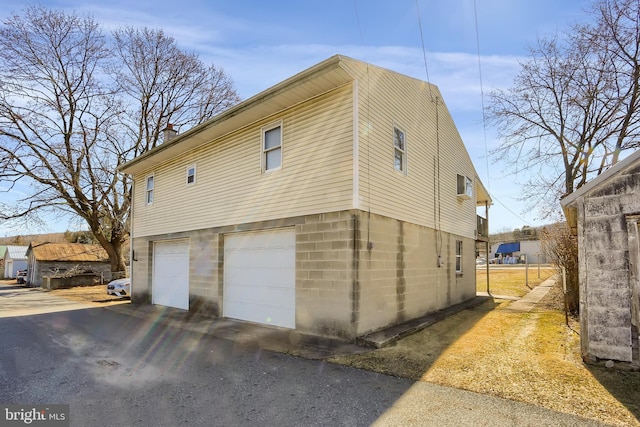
540 222 579 313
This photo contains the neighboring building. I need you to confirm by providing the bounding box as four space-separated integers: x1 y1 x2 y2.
561 149 640 365
3 245 28 278
493 242 520 264
520 240 545 263
0 245 7 273
489 240 545 264
119 55 491 340
26 242 111 288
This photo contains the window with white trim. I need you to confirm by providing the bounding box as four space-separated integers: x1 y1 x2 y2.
186 164 196 186
262 123 282 172
455 240 463 273
146 175 154 205
393 126 407 173
457 174 473 199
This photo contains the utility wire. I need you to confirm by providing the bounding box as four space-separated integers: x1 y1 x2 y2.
489 193 532 226
353 0 372 246
415 0 443 262
473 0 491 193
415 0 434 101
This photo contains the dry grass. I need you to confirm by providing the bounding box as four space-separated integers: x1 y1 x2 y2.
476 265 556 296
330 269 640 427
48 284 128 305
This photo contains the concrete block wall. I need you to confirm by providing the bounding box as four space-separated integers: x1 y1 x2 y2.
130 236 152 304
358 214 407 332
580 164 640 362
295 211 356 339
32 261 112 287
130 209 477 340
357 212 475 336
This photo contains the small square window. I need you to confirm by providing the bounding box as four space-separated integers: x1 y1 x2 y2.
455 240 463 273
263 124 282 172
186 164 196 185
146 175 154 204
393 126 407 173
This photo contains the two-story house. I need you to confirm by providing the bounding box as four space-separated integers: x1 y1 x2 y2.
119 55 490 340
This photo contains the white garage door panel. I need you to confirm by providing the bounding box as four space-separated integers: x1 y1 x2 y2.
224 301 295 328
227 252 292 268
226 267 293 285
153 240 189 310
224 229 295 329
224 283 295 305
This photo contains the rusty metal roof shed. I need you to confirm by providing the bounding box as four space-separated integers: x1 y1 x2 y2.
28 243 109 262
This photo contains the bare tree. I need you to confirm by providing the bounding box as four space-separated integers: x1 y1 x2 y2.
487 0 640 217
0 7 125 270
582 0 640 164
112 27 240 157
0 6 240 273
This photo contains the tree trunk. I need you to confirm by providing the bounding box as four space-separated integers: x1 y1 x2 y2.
93 231 127 274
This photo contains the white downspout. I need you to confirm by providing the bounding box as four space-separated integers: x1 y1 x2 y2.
352 79 359 210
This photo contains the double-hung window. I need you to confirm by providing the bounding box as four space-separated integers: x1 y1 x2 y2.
393 126 407 173
455 240 463 274
262 122 282 172
146 175 154 205
186 164 196 186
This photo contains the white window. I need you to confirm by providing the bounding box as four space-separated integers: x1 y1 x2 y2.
146 175 154 205
457 174 473 199
186 164 196 186
455 240 463 273
262 123 282 172
393 126 407 173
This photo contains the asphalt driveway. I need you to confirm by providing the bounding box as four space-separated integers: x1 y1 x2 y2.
0 283 608 426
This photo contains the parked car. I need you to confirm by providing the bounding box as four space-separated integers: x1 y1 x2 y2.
16 270 27 284
106 278 131 297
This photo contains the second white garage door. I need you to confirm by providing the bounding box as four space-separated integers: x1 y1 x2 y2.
223 228 295 329
153 239 190 310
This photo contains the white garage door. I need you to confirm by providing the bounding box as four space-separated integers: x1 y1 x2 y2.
224 228 295 329
153 239 190 310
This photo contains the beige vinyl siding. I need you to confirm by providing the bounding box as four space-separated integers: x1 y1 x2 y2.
342 59 479 240
132 85 355 237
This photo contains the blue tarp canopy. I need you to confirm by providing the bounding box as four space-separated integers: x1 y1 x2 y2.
496 242 520 254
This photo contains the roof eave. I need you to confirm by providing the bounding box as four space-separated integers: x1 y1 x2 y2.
119 54 355 175
475 177 492 206
561 149 640 209
560 149 640 235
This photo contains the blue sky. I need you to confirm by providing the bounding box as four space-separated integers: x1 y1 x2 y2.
0 0 591 235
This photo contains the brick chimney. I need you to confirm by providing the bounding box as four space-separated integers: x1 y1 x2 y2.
162 123 177 142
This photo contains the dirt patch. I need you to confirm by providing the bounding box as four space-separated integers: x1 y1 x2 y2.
47 284 129 305
330 274 640 427
537 275 568 311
